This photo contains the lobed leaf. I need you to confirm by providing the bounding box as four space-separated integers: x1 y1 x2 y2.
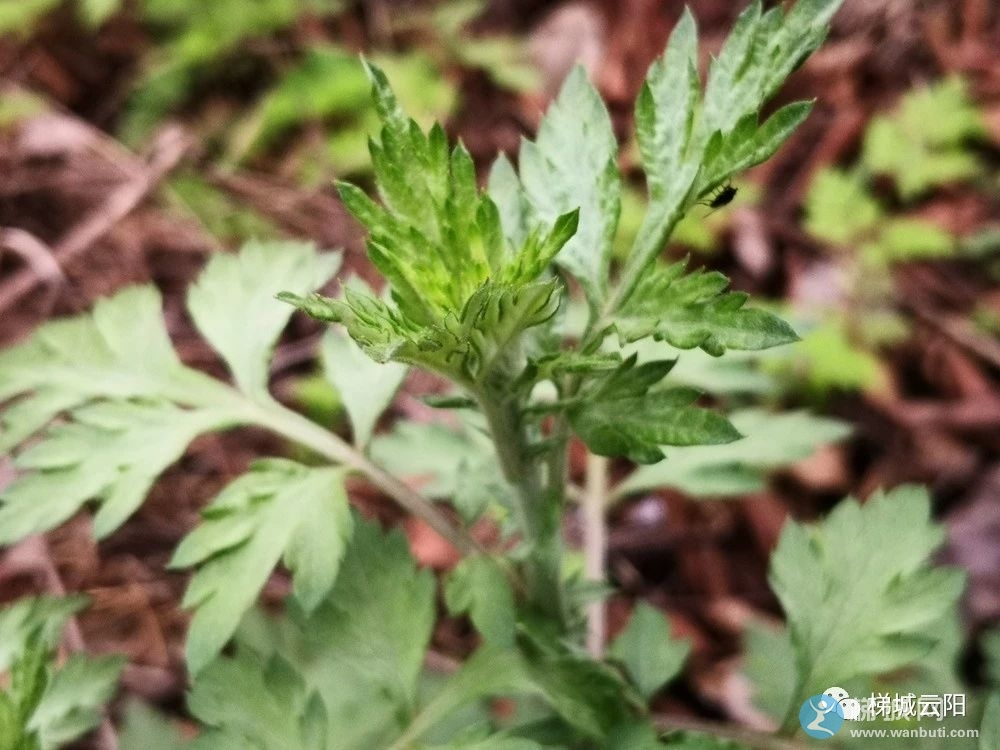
187 240 341 399
511 67 621 308
188 651 325 750
0 400 237 542
608 603 691 701
28 654 124 750
284 62 580 386
568 355 740 464
616 260 798 355
621 0 843 302
769 485 966 723
0 596 88 672
0 286 219 454
617 409 850 498
445 555 516 647
0 241 343 546
170 460 352 675
861 76 984 200
283 279 560 386
187 517 435 750
287 518 436 748
321 324 407 449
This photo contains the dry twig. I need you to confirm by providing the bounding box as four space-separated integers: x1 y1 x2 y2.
0 126 190 316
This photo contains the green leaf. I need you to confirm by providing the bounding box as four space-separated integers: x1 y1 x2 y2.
1 637 48 750
241 46 370 155
282 279 561 386
321 325 407 448
445 556 516 647
187 240 340 399
742 620 797 721
515 67 621 307
804 168 882 245
783 317 884 394
0 286 213 453
861 77 984 200
0 241 344 544
170 459 352 675
188 517 435 750
318 59 568 339
982 694 1000 750
617 409 850 498
0 596 87 672
769 485 966 723
518 638 636 740
608 602 691 701
624 0 836 291
570 356 740 464
28 654 124 750
119 701 190 750
627 8 700 278
616 260 798 355
700 0 840 146
188 650 324 750
287 517 436 748
700 101 813 189
390 648 540 748
370 421 493 499
1 400 237 542
865 217 955 264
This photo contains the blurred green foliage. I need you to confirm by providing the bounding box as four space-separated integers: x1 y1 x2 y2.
862 77 986 200
805 167 955 266
0 0 535 191
772 317 885 396
166 173 280 242
794 76 993 398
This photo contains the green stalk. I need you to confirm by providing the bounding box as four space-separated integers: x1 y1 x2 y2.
475 384 567 627
241 396 484 557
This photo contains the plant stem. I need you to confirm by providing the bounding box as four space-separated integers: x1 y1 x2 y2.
475 387 566 626
581 202 692 355
582 451 609 657
248 398 484 557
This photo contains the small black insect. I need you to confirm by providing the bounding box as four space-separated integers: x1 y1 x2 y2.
699 182 738 210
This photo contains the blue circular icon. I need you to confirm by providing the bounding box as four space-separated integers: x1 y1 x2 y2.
799 694 845 739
